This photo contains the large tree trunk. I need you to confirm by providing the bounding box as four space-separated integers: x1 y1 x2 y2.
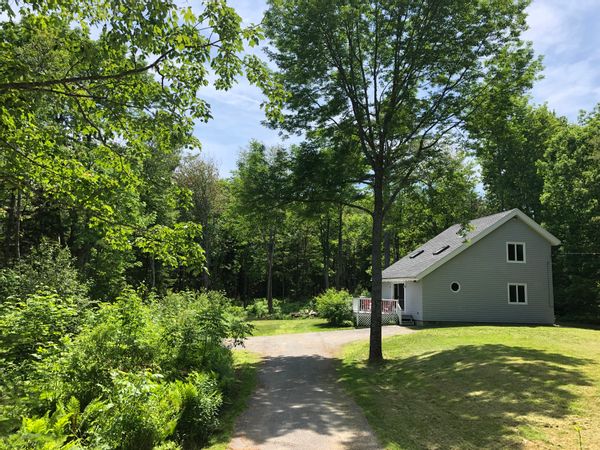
15 190 21 260
369 170 384 363
150 255 156 288
383 229 391 269
240 252 249 307
335 205 343 289
5 190 22 261
266 228 275 313
201 227 211 289
320 214 331 290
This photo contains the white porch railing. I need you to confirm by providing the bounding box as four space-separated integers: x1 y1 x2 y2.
352 297 402 327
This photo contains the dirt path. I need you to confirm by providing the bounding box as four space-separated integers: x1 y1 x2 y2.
229 326 414 450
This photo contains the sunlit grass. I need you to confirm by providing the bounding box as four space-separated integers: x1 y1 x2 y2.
250 318 352 336
339 326 600 449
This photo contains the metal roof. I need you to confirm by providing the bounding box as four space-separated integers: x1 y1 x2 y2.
382 209 561 281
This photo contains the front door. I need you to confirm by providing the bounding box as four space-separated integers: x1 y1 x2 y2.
394 283 405 310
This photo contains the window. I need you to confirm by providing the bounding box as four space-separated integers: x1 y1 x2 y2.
508 283 527 304
450 282 460 292
409 249 424 259
433 245 450 255
506 242 526 263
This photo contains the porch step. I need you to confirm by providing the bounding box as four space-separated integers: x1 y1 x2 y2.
401 314 416 326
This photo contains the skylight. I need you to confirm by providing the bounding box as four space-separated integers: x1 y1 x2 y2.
433 245 450 255
409 249 424 259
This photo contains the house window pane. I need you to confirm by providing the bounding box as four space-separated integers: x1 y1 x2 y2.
508 244 516 261
507 243 525 262
509 285 517 303
518 285 526 303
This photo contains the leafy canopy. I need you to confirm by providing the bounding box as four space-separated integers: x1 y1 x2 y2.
0 0 285 270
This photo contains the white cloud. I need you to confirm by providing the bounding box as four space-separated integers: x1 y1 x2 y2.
199 80 264 108
534 56 600 117
524 0 598 53
525 0 600 119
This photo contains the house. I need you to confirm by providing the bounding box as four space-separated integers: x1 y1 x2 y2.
381 209 560 325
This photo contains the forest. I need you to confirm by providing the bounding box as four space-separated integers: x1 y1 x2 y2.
0 0 598 448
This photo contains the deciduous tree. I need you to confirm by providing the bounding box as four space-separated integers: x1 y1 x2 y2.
265 0 537 361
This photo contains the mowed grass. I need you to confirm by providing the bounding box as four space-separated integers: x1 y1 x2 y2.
339 326 600 449
250 318 352 336
206 350 261 450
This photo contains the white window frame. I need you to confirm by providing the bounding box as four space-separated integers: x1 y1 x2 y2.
450 281 461 293
507 283 528 305
506 241 526 263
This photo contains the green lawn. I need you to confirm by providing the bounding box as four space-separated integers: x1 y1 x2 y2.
339 326 600 449
206 350 261 450
250 318 352 336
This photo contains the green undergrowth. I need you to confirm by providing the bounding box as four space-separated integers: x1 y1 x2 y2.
206 351 261 450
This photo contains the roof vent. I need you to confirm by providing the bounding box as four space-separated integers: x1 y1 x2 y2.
409 249 424 259
433 245 450 255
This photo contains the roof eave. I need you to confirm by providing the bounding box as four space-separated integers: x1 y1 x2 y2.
382 277 420 283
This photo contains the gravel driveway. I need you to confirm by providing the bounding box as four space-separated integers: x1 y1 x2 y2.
229 326 414 450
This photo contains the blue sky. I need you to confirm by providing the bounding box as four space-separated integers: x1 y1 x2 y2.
194 0 600 176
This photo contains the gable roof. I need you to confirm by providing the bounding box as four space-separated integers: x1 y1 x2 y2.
382 208 561 281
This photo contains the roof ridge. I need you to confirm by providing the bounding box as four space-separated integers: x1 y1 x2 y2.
409 209 514 253
382 208 557 281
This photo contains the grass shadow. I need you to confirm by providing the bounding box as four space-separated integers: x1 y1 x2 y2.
555 321 600 331
339 344 593 449
415 322 558 330
312 321 354 330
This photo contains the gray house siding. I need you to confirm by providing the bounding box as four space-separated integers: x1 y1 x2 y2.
421 217 555 324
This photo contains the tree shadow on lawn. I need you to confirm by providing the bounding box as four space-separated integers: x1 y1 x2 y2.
311 321 354 329
340 344 593 449
555 321 600 331
414 322 559 330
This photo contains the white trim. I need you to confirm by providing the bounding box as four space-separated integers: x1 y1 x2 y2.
512 210 561 246
450 281 461 293
506 241 526 263
507 283 528 305
382 277 419 283
414 209 560 280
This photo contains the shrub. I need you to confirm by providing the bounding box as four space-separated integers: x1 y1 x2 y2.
0 292 83 366
245 298 282 319
315 289 353 326
155 291 252 387
58 289 159 406
87 371 179 450
0 399 82 449
0 289 251 449
174 371 222 447
0 291 88 428
0 240 89 301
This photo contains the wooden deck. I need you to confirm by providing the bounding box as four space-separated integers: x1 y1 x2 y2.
352 297 402 327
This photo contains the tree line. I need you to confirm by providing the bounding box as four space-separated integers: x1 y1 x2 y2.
0 3 598 445
3 101 596 323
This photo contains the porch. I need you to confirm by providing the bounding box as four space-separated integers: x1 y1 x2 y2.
352 297 402 327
